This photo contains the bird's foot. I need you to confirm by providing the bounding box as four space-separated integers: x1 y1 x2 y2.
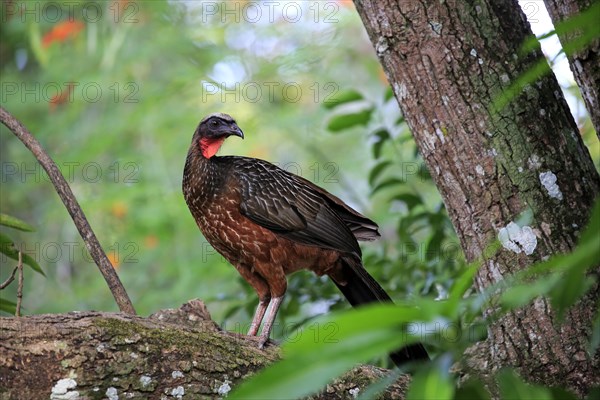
256 334 278 349
247 325 259 337
258 334 269 349
241 334 275 349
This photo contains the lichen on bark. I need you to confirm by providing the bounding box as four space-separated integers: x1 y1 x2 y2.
1 300 411 399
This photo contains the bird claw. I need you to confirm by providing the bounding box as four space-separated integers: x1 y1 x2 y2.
258 335 269 349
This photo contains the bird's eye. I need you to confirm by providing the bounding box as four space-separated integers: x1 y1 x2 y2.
211 120 218 126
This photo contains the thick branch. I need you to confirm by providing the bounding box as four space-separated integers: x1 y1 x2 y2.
0 300 411 399
0 106 135 315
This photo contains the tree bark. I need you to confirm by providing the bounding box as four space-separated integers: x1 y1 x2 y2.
0 300 411 399
542 0 600 137
353 0 599 396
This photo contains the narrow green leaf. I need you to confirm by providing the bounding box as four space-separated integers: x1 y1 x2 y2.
384 86 394 102
368 161 392 186
231 304 426 400
327 108 373 132
323 89 363 109
548 387 579 400
497 369 552 400
455 379 491 400
406 364 454 400
519 4 600 64
500 274 561 310
0 233 45 276
0 214 35 231
493 59 552 111
426 229 445 261
586 387 600 400
0 298 17 314
28 21 48 67
357 369 404 400
549 274 595 322
393 194 423 210
371 177 405 195
371 128 391 159
449 263 479 302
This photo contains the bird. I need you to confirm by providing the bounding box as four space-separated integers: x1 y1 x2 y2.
182 112 429 366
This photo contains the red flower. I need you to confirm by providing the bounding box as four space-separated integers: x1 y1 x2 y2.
42 20 85 48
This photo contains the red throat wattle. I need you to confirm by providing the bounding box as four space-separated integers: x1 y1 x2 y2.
200 137 226 159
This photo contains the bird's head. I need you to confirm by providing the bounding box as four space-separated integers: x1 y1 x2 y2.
194 113 244 159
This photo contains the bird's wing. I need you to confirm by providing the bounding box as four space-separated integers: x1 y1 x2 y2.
289 173 380 241
232 157 362 255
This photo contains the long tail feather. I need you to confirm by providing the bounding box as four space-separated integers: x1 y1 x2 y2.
331 258 429 366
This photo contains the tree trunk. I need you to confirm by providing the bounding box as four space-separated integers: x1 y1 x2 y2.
543 0 600 137
0 300 411 399
353 0 599 396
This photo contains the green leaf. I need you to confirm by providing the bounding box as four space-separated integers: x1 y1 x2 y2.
230 304 425 400
323 89 363 109
548 387 578 400
357 369 403 400
493 59 552 111
418 164 432 181
384 86 394 101
0 298 17 314
393 194 423 211
371 177 405 195
372 128 390 159
455 379 491 400
326 108 373 132
0 233 45 276
449 263 479 302
549 274 595 322
579 199 600 250
368 161 392 186
406 363 454 400
0 214 35 232
522 3 600 57
426 229 445 261
586 387 600 400
497 369 553 400
28 21 48 67
500 274 561 310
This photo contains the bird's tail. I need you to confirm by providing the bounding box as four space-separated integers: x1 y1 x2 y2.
330 257 429 366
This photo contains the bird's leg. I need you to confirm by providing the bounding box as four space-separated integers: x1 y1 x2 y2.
258 295 284 349
247 297 270 336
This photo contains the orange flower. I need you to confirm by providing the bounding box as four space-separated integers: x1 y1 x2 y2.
42 20 85 48
49 82 75 111
336 0 354 8
144 235 159 249
111 201 128 219
107 251 120 269
378 66 389 84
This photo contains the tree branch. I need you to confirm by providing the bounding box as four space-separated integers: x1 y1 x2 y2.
0 300 411 399
0 106 136 315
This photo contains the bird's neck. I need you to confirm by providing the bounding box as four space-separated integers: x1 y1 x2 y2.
200 137 226 159
183 143 228 207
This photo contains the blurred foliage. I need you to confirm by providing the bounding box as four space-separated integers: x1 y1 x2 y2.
0 212 43 313
0 0 388 322
0 1 598 397
232 200 600 399
0 213 43 276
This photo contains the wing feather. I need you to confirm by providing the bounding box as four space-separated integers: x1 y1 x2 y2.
231 157 371 255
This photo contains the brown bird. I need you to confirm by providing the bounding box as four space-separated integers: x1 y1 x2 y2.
182 113 428 365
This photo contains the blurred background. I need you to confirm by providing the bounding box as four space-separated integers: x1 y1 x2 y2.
1 0 597 344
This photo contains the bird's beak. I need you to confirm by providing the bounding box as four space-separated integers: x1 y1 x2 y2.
229 125 244 139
